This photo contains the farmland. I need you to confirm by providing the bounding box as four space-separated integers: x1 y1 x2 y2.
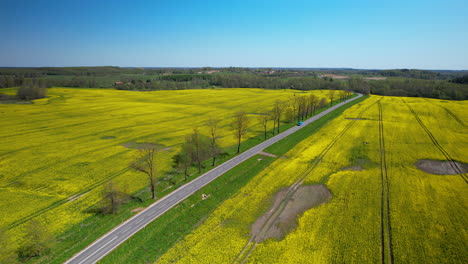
157 96 467 263
0 87 334 244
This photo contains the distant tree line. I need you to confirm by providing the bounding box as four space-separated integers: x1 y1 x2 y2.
449 74 468 84
1 67 467 100
366 78 467 100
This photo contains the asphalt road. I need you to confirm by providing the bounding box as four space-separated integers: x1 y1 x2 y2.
64 93 362 264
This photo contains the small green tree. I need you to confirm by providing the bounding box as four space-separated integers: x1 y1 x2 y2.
18 220 55 259
232 111 250 153
0 229 18 264
328 89 336 105
17 78 47 100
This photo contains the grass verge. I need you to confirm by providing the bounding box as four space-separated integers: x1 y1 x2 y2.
98 95 368 263
27 95 366 264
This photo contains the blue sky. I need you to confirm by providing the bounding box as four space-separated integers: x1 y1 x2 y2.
1 0 467 69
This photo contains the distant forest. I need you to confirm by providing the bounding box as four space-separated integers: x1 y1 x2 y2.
0 67 467 100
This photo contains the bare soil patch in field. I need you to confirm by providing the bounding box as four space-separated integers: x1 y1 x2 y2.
415 159 468 175
251 184 331 242
343 164 364 171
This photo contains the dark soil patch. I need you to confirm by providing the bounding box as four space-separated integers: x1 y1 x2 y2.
343 165 364 171
122 142 167 150
415 159 468 175
251 184 331 242
101 136 116 139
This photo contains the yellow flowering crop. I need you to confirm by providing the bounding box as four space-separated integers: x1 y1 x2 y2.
0 88 332 243
157 96 467 264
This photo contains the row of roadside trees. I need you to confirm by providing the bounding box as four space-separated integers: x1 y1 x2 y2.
125 89 353 205
2 90 353 263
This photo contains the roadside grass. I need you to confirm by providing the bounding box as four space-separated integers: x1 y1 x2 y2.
1 88 334 244
94 95 365 263
156 95 467 264
25 94 363 264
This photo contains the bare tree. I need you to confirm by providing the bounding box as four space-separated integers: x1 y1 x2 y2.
285 106 295 122
290 95 298 122
319 97 328 108
206 117 222 166
272 100 284 133
257 113 270 140
189 128 210 173
100 182 127 214
269 110 278 135
130 146 160 199
232 111 250 153
298 96 307 121
308 94 318 115
173 136 193 181
328 90 336 105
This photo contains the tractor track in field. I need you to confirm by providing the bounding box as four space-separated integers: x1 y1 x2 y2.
232 100 374 264
0 102 133 127
439 106 466 127
422 98 466 127
5 143 178 230
377 101 394 264
0 99 274 157
0 114 190 159
2 127 182 186
403 99 468 184
6 167 130 230
0 94 276 141
2 98 283 229
0 107 186 143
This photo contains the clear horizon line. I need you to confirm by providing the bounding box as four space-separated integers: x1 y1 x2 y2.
1 66 467 71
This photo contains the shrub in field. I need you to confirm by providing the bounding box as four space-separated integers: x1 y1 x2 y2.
17 78 47 100
18 220 55 259
0 229 18 264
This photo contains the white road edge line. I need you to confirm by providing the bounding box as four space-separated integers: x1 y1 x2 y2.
64 93 362 264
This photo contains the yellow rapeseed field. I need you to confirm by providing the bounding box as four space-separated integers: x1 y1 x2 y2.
0 88 332 242
157 96 467 264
